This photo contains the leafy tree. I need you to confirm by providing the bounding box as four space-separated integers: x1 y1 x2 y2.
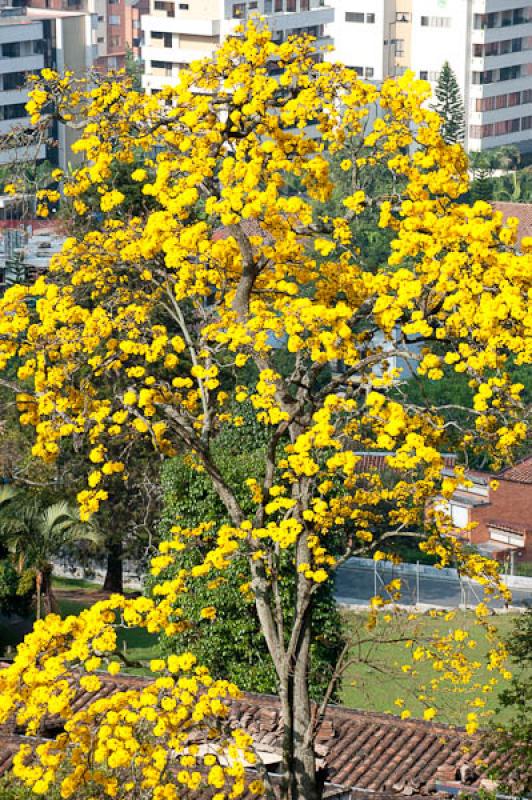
484 609 532 795
155 405 344 698
0 487 101 617
432 62 465 145
0 25 529 800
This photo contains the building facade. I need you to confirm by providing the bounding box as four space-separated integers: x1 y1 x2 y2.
141 0 333 94
326 0 532 152
438 456 532 565
29 0 148 71
0 5 94 169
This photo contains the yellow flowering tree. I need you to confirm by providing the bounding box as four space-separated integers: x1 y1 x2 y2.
0 22 530 800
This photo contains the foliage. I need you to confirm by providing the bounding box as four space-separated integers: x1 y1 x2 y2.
0 487 101 617
484 609 532 795
0 25 529 800
0 776 61 800
431 62 465 145
155 405 344 698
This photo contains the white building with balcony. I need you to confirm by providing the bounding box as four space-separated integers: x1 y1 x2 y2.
0 5 94 170
325 0 532 153
141 0 333 93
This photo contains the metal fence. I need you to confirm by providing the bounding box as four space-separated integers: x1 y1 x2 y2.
335 557 532 610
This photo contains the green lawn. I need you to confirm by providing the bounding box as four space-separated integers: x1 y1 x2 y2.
340 609 522 725
53 586 526 724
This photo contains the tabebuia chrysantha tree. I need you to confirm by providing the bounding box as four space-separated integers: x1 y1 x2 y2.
0 23 530 800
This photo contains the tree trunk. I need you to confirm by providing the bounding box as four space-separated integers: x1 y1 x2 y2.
103 538 123 593
41 564 58 616
279 612 319 800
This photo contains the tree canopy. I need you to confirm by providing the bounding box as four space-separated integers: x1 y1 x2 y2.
0 23 530 800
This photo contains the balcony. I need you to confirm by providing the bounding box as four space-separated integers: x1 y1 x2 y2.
142 13 220 36
0 54 43 75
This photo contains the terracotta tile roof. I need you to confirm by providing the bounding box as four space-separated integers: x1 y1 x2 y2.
497 455 532 485
355 453 457 474
487 520 532 536
492 202 532 243
0 668 511 798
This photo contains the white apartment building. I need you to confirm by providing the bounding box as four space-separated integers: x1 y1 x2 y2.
327 0 532 152
141 0 333 93
0 5 94 169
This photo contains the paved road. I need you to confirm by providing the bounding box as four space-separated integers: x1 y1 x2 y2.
335 562 532 609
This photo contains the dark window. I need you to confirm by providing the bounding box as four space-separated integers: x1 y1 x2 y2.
232 2 245 16
2 42 20 58
164 32 172 46
275 0 283 11
522 89 532 103
420 15 428 25
286 0 296 11
513 8 526 24
345 12 364 22
1 103 27 120
365 66 374 77
522 115 532 130
512 37 522 51
366 13 375 23
419 70 428 80
396 11 410 22
3 72 25 91
178 2 189 7
300 0 308 9
508 91 520 106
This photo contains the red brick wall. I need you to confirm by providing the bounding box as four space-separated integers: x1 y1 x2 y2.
471 479 531 559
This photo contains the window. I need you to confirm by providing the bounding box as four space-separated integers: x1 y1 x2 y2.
394 38 404 56
249 1 257 7
345 12 364 22
472 43 482 57
523 89 532 103
512 37 522 51
366 13 375 23
152 31 164 38
179 2 189 7
0 103 27 120
275 0 283 11
419 70 428 80
300 0 308 9
396 11 410 22
350 65 363 74
2 72 25 91
365 66 374 77
1 43 20 58
109 14 121 24
164 32 172 46
286 0 296 11
97 35 104 42
509 91 520 106
485 41 499 56
232 2 245 16
522 115 532 130
500 65 520 81
501 9 513 26
97 14 104 20
421 15 450 27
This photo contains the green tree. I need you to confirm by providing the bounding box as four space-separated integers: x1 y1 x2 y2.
432 62 465 145
0 487 101 618
484 609 532 796
154 405 345 698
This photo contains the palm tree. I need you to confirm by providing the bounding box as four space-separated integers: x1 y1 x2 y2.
0 487 101 618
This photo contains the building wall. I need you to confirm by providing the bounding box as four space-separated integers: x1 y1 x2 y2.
142 0 333 92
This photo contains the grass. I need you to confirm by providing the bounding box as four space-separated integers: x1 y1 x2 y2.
52 576 101 591
340 609 523 725
46 584 531 724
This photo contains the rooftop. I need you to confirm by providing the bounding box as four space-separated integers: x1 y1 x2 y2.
0 668 515 798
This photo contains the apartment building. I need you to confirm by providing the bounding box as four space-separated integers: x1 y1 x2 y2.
0 5 94 169
141 0 333 93
29 0 148 71
327 0 532 152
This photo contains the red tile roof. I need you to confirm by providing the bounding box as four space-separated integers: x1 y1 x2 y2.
492 202 532 243
497 455 532 485
0 669 512 798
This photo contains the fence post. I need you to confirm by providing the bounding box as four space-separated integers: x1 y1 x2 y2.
416 561 420 606
374 559 377 598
